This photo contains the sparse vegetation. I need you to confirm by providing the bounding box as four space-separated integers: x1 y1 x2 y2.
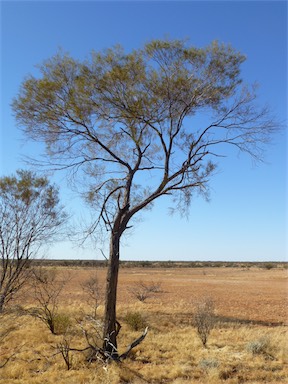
14 37 279 356
81 273 103 318
199 358 220 370
0 265 287 383
246 336 275 359
56 334 73 370
27 259 288 269
0 170 66 313
128 280 163 302
28 268 71 334
193 297 216 347
124 311 147 331
262 263 274 270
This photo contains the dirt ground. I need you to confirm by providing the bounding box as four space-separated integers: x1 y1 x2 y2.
61 266 288 325
2 265 287 384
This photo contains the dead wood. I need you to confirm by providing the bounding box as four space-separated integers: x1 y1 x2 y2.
119 326 149 360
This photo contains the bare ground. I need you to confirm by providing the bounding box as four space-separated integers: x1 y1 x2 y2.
60 266 288 325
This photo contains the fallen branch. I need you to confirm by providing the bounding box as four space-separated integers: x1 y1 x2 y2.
51 321 148 365
120 327 149 360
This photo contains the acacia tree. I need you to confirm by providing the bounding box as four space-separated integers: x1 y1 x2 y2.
0 170 66 312
13 40 277 357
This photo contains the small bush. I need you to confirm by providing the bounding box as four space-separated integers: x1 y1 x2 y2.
193 297 216 347
263 263 274 270
128 280 163 302
53 313 72 334
148 281 163 293
57 335 73 370
29 267 70 334
124 311 147 331
81 274 103 319
246 336 275 359
199 358 219 370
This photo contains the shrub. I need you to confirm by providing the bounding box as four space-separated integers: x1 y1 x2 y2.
57 335 73 370
124 311 147 331
128 280 162 302
148 281 163 293
193 297 216 347
81 274 103 318
53 313 72 334
246 336 275 359
199 358 219 370
29 267 70 334
263 263 274 270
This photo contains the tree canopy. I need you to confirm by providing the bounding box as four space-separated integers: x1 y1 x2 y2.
13 40 275 231
0 170 66 311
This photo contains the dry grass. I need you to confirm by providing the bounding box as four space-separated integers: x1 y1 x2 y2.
0 266 287 383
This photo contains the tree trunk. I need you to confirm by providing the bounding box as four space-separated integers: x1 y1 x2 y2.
0 294 5 313
102 231 121 358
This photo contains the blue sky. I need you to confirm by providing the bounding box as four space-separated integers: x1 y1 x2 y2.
1 1 287 261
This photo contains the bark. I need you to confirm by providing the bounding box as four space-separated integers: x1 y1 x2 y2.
102 230 121 358
0 295 5 313
102 204 131 358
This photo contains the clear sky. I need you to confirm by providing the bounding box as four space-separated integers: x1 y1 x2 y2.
1 1 287 262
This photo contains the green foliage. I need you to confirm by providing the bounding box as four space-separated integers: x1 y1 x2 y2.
12 40 278 350
124 311 147 331
11 38 275 227
0 170 66 312
0 170 65 240
53 313 72 334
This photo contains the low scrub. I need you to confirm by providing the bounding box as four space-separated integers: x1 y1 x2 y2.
193 297 216 347
199 358 219 370
246 336 275 359
128 280 163 302
124 311 147 331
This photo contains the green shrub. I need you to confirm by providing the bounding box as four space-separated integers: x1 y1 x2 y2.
53 313 72 334
124 311 147 331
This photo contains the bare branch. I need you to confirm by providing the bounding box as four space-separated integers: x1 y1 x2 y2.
119 327 149 360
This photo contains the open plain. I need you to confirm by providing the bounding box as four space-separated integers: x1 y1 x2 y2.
1 264 287 383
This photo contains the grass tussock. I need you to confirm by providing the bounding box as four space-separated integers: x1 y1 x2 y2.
1 309 287 383
0 266 287 383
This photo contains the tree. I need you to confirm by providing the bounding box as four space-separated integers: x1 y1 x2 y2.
12 39 277 358
0 170 66 312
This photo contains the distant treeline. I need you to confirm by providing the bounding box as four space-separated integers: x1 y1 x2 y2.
32 259 287 269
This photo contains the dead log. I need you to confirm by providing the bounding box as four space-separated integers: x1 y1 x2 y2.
119 327 148 360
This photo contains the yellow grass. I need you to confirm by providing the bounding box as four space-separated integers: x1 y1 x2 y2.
0 266 287 383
